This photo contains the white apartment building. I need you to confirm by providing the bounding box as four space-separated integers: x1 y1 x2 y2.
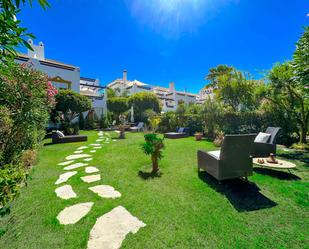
15 40 107 116
107 70 197 112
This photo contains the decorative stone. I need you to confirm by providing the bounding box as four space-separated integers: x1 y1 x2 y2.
85 167 100 173
64 162 88 170
55 185 77 199
88 185 121 199
55 171 77 185
87 206 146 249
58 160 74 166
81 174 101 183
66 154 91 160
57 202 94 225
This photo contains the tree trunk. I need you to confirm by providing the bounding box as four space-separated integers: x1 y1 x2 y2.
151 155 159 173
299 125 307 144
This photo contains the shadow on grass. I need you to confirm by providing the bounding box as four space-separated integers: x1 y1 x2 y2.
277 151 309 165
254 168 301 180
198 171 277 212
138 170 162 180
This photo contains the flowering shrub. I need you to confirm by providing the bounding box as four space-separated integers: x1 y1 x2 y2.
0 61 56 208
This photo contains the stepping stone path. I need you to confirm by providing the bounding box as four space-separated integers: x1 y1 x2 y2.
66 154 91 160
64 162 88 170
81 174 101 183
89 185 121 199
87 206 146 249
55 171 77 185
55 185 77 199
54 131 145 247
57 202 94 225
85 166 100 173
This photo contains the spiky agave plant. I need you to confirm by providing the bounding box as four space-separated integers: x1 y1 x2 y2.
141 133 164 173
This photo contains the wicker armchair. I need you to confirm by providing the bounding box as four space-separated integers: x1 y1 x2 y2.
252 127 281 157
198 134 256 181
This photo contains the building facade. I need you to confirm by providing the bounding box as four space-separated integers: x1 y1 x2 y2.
15 40 107 116
107 70 197 112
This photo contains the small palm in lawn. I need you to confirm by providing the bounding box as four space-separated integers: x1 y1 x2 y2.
141 133 165 173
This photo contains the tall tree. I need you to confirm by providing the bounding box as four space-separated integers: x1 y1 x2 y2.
205 64 233 88
0 0 49 61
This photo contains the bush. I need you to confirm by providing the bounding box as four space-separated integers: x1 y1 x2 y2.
0 61 56 209
0 62 56 165
79 113 85 130
21 150 37 169
0 163 26 208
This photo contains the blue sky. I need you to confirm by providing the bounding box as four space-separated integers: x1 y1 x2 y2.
18 0 308 93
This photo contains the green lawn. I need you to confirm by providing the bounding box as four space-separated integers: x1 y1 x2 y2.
0 131 308 249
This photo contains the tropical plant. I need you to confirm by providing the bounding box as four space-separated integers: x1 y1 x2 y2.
205 64 233 88
141 133 165 173
0 0 49 61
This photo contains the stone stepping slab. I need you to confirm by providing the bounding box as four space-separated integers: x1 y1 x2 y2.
81 174 101 183
90 144 101 147
85 167 100 174
66 154 91 160
77 146 88 150
58 160 74 166
87 206 146 249
55 185 77 200
55 171 77 185
64 162 88 171
88 185 121 199
84 158 93 162
74 150 83 154
57 202 94 225
90 150 96 153
93 146 102 149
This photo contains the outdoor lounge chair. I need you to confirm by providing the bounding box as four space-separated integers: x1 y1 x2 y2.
51 131 87 144
130 122 144 132
252 127 281 157
164 127 189 139
197 134 256 181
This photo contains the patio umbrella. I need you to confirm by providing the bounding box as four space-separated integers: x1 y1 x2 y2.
130 106 134 123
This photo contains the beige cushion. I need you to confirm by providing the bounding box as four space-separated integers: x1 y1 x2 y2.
254 132 271 143
56 130 65 137
208 150 221 159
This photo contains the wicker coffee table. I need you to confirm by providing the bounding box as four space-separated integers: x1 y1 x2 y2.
253 158 296 173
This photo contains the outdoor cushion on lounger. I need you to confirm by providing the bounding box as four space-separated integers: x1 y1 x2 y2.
164 127 189 139
52 131 87 144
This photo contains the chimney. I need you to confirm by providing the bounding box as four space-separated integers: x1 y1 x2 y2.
123 69 127 85
27 40 45 60
169 82 175 92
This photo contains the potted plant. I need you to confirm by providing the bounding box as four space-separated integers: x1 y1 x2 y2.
141 133 165 173
194 132 203 141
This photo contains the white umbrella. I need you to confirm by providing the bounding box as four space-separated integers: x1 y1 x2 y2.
130 106 134 123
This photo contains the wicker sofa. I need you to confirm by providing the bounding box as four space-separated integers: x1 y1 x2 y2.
52 131 87 144
198 134 256 181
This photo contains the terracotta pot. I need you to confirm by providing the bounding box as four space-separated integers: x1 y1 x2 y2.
195 133 203 141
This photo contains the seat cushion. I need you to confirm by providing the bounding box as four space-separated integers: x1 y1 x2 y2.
207 150 221 159
254 132 271 143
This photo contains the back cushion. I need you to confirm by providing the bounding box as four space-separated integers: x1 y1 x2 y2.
178 128 184 133
56 130 65 137
254 132 271 143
